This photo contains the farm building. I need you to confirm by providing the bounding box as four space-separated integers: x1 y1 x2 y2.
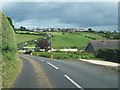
85 40 119 54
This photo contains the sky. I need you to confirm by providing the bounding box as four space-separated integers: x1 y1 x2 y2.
1 1 118 31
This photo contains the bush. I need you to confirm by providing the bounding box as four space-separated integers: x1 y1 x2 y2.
113 34 120 39
96 49 120 63
24 50 32 54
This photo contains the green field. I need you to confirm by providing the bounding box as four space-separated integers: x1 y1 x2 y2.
16 34 42 45
47 32 106 49
15 31 107 49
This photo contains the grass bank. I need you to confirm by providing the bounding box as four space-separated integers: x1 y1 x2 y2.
2 59 22 88
1 12 22 88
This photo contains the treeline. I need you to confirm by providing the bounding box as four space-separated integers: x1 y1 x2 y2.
87 28 120 39
96 49 120 63
102 32 120 39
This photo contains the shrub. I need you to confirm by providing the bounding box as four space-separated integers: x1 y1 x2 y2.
96 49 120 63
32 51 96 60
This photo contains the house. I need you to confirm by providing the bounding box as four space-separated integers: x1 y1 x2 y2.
49 48 78 52
85 40 119 54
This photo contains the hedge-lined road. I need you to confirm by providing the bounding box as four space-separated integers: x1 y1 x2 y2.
12 55 118 88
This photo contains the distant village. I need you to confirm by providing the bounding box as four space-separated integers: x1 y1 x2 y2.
16 26 118 33
31 28 86 32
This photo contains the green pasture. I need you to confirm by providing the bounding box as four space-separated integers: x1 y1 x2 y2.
16 34 42 45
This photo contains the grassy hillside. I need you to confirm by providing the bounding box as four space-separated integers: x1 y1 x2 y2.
16 34 42 45
47 32 107 49
1 12 22 88
53 32 90 49
15 31 107 49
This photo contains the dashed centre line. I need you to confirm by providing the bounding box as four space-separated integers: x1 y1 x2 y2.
47 62 58 70
26 56 84 89
41 60 44 62
33 57 83 89
64 75 84 89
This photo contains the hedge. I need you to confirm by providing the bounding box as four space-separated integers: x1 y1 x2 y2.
96 49 120 63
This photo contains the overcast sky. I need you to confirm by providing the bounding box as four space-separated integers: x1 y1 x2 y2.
2 2 118 31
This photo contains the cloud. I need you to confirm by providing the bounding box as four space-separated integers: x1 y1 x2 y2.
2 2 118 31
1 0 119 2
14 18 76 28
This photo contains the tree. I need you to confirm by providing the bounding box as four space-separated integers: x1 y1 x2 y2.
113 33 120 39
98 30 105 33
105 32 111 39
20 26 26 31
88 28 93 32
36 38 50 51
6 16 14 29
6 16 14 28
114 31 117 33
62 32 65 35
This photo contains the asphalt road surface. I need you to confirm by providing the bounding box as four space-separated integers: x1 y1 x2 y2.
12 55 118 89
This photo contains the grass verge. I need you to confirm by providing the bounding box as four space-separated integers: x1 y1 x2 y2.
32 51 98 60
2 58 23 88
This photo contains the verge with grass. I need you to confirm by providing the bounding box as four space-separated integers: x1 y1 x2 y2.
2 59 22 88
32 51 97 60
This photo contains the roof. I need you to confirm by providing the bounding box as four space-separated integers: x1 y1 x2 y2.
89 40 119 50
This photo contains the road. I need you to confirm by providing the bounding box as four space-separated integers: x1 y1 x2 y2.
12 55 118 89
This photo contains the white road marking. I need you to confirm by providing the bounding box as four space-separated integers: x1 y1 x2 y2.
47 62 58 70
39 59 44 61
64 75 84 89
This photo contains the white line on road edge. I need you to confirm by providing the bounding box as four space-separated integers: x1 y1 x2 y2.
64 75 84 89
47 62 58 70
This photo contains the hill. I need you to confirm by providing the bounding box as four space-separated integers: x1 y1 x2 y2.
47 32 107 49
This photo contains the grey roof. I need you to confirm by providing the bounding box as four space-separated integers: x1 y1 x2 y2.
89 40 119 50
